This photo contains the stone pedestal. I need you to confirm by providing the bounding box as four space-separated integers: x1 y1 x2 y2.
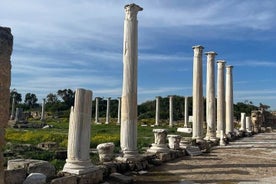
205 52 217 141
63 88 96 175
192 45 204 140
117 97 121 125
0 26 13 184
184 96 189 128
240 112 246 132
97 142 115 162
120 3 143 160
155 96 160 126
225 66 234 134
167 134 182 150
105 97 111 124
216 60 226 138
169 95 173 127
94 97 100 124
40 98 46 121
147 129 170 153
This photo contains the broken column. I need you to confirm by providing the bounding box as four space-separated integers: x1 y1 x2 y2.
10 94 16 120
63 88 96 174
147 129 170 153
105 97 111 124
169 95 174 127
40 98 46 121
240 112 246 132
167 134 182 150
0 26 13 184
192 45 204 141
117 97 121 125
225 65 234 135
205 51 217 141
120 3 143 159
94 97 100 124
155 96 160 126
184 96 189 128
246 116 252 132
216 60 226 138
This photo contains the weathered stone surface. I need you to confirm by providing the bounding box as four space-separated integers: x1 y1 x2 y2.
97 142 115 162
4 168 27 184
7 159 55 178
109 172 133 184
23 173 46 184
185 145 202 156
50 176 77 184
77 169 103 184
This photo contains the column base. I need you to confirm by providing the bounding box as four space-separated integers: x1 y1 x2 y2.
63 159 96 175
147 143 170 153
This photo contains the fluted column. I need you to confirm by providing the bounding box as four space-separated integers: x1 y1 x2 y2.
192 45 204 140
240 112 246 131
10 94 16 120
105 97 111 124
205 52 217 140
225 65 234 134
169 95 174 127
120 3 143 159
155 96 160 126
94 97 99 124
117 97 121 124
41 98 46 121
184 96 189 128
0 26 13 184
63 89 95 174
216 60 226 138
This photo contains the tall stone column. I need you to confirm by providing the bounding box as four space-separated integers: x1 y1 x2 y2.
155 96 160 126
0 27 13 184
240 112 246 132
120 3 143 159
63 88 95 174
192 45 204 140
184 96 189 128
105 97 111 124
216 60 226 138
117 97 121 124
94 97 99 124
40 98 46 121
205 51 217 140
10 94 16 120
169 95 174 127
225 65 234 134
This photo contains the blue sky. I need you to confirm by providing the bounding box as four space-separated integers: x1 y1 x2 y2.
1 0 276 110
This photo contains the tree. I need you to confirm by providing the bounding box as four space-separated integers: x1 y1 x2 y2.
57 89 75 108
46 93 59 104
24 93 38 109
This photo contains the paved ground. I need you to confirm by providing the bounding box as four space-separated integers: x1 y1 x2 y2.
133 129 276 184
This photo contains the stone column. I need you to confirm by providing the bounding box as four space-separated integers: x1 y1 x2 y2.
147 129 170 153
192 45 204 140
246 116 252 132
184 96 189 128
63 88 95 174
94 97 99 124
240 112 246 132
169 95 174 127
0 27 13 184
117 97 121 125
105 97 111 124
10 94 16 120
167 134 182 150
120 3 143 159
155 96 160 126
40 98 46 121
225 65 234 135
216 60 226 138
205 52 217 140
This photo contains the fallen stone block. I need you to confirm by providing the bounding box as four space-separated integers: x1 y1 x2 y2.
4 168 27 184
109 172 133 184
23 173 46 184
50 176 77 184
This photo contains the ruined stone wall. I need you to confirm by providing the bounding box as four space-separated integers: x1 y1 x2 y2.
0 26 13 184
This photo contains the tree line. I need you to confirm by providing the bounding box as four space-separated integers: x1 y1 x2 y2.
10 89 270 121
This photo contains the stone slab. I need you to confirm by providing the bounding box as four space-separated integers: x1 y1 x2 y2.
185 145 202 156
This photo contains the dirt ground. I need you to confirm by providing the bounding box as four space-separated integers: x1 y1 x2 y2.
133 129 276 184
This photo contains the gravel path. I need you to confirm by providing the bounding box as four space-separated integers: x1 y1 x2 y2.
133 130 276 184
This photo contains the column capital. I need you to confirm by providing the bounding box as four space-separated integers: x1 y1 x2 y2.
192 45 204 50
124 4 143 21
155 96 161 99
226 65 234 69
217 60 226 64
205 51 217 56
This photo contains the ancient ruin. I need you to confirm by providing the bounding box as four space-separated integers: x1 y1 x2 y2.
225 65 234 135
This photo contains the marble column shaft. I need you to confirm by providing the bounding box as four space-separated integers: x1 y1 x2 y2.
10 94 16 120
192 45 204 140
205 52 217 140
216 60 226 138
240 112 246 131
169 96 173 127
184 96 189 128
117 97 121 124
94 97 99 123
41 98 46 121
105 97 111 124
246 116 252 132
225 65 234 134
120 3 143 159
155 96 160 126
63 88 94 174
0 27 12 184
